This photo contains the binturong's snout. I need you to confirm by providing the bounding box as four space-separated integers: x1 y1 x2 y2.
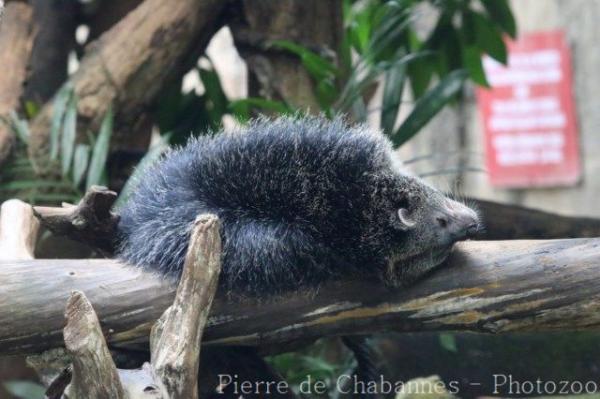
434 198 480 244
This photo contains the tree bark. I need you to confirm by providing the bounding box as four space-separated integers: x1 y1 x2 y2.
0 0 34 165
22 0 77 105
27 0 227 171
33 186 119 255
230 0 343 109
63 291 126 399
45 214 223 399
1 238 600 356
150 214 222 399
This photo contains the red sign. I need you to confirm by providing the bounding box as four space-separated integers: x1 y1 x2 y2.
476 30 581 187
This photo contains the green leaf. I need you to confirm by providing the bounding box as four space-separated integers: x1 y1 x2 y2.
24 101 40 119
315 79 337 112
482 0 517 39
392 69 468 147
366 5 411 63
61 94 77 177
462 46 489 87
229 98 293 117
86 106 113 188
4 380 45 399
50 84 73 160
407 58 434 99
271 40 337 82
471 11 507 64
380 61 406 135
349 4 373 54
198 65 229 126
72 144 90 187
115 133 171 209
437 24 463 75
439 333 458 352
8 111 30 144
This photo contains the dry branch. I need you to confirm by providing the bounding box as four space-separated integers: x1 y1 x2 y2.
28 0 227 171
0 199 40 260
52 214 222 398
33 185 119 255
0 0 34 165
150 214 222 399
63 291 125 399
1 238 600 356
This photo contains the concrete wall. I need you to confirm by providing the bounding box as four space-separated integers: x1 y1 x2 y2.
406 0 600 217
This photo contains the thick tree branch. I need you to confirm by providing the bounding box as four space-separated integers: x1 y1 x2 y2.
1 238 600 356
0 0 34 166
23 0 77 105
28 0 227 171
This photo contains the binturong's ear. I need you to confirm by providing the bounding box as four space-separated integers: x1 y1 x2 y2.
394 207 416 231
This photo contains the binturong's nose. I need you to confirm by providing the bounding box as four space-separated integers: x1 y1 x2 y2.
434 198 481 242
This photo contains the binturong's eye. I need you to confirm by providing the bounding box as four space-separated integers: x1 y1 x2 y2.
397 207 416 231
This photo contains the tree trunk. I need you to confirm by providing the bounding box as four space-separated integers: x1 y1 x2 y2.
0 0 34 165
230 0 343 109
22 0 77 105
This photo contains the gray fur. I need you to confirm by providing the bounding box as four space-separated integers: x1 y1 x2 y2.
117 116 479 295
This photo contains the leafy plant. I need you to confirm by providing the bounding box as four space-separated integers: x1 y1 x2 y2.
115 132 172 209
155 57 235 145
0 86 113 205
267 338 356 396
267 0 516 147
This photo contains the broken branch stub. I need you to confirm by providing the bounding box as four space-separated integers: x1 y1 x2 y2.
63 290 125 399
151 214 222 399
55 214 222 398
33 185 119 255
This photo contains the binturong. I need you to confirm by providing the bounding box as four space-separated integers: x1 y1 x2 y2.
117 116 480 295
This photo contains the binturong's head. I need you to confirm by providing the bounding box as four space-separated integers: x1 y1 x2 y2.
382 174 480 287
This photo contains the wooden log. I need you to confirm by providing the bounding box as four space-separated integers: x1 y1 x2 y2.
0 0 34 165
1 238 600 356
27 0 227 171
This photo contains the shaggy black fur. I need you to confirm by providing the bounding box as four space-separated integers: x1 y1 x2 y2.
117 116 473 295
